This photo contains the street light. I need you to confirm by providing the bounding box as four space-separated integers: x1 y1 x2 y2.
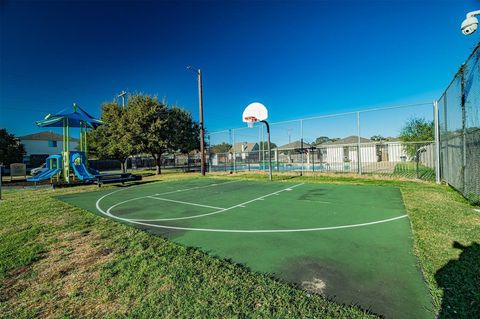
186 66 206 176
118 90 127 108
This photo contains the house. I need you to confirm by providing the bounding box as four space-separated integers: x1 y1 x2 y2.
229 142 259 160
273 140 313 163
19 132 79 166
320 136 372 164
317 136 426 173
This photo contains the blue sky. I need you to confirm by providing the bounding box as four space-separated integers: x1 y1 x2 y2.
1 0 479 143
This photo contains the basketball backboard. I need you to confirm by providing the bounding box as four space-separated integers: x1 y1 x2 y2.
242 102 268 126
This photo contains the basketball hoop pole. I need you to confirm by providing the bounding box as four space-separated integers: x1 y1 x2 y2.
260 120 273 181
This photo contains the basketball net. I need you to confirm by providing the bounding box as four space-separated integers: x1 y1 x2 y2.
244 116 258 128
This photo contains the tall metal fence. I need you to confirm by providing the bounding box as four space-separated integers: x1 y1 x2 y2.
207 103 436 181
438 43 480 202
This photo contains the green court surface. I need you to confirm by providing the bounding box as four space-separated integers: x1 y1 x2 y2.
58 178 433 318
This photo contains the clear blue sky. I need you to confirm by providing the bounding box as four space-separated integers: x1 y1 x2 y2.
1 0 479 143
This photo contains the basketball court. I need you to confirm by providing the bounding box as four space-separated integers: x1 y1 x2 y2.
58 177 433 318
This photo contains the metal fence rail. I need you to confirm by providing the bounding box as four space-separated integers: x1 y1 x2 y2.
438 43 480 202
206 43 480 202
208 141 435 181
208 102 436 181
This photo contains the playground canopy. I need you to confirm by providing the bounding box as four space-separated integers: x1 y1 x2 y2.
35 103 105 128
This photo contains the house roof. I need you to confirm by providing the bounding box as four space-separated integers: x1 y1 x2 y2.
322 135 371 145
274 140 312 150
230 142 258 152
19 132 79 142
385 137 401 142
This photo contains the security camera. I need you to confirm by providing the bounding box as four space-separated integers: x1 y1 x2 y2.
461 16 478 35
461 10 480 35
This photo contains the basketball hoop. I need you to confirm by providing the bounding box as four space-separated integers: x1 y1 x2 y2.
244 116 258 128
241 102 272 181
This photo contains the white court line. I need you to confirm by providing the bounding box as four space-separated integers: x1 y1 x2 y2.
124 183 304 221
95 180 409 233
118 214 408 233
96 179 240 217
153 180 240 197
147 196 225 210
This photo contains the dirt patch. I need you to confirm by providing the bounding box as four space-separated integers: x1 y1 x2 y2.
281 256 352 299
281 256 403 318
1 230 122 318
111 207 142 216
141 221 190 240
297 188 328 202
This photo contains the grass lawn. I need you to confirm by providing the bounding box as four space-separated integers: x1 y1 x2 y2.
393 162 435 181
1 172 479 318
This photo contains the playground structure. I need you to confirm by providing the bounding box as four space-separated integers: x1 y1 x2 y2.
27 103 140 185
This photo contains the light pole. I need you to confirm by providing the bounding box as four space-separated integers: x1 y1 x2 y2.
187 66 206 176
118 91 127 108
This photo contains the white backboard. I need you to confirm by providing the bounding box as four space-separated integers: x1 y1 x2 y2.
242 102 268 122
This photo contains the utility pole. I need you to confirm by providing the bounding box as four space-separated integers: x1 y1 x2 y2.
187 66 206 176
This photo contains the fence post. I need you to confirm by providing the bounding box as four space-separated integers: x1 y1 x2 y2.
357 112 362 175
433 100 441 184
232 129 236 173
416 144 420 179
461 68 467 194
300 119 304 175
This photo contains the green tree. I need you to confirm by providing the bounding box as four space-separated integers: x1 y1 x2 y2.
127 94 200 175
314 136 331 145
0 128 26 165
210 142 232 154
399 117 434 157
313 136 339 145
168 106 200 154
370 135 386 141
87 102 133 172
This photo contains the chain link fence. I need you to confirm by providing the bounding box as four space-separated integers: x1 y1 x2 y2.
438 43 480 203
207 103 436 181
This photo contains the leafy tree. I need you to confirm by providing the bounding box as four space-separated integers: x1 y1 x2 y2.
399 117 434 157
168 106 200 154
0 129 26 165
210 142 232 154
127 94 200 175
314 136 331 145
87 102 133 172
370 135 386 141
126 95 167 174
313 136 339 145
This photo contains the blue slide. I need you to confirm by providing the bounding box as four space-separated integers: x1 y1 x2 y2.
71 152 96 181
27 168 61 182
